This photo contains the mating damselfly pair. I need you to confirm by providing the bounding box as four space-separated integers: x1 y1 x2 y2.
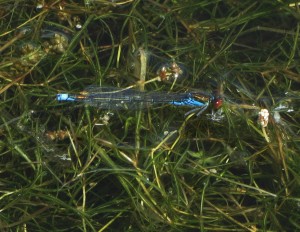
56 86 223 116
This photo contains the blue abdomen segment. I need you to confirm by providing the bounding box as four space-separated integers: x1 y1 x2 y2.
170 98 206 107
169 92 209 107
56 94 76 101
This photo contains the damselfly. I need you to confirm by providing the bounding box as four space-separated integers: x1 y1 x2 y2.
56 86 217 116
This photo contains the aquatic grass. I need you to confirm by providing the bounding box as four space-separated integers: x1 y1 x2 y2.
0 0 300 231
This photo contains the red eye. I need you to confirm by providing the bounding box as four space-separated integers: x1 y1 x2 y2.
213 98 223 109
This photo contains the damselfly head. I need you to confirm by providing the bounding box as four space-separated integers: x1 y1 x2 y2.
213 97 223 109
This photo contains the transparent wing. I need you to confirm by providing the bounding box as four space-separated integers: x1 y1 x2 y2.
83 87 196 109
58 86 212 111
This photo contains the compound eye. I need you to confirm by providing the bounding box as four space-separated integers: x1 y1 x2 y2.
213 98 223 109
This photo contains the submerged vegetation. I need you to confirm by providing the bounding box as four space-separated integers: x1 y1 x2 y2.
1 0 300 231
